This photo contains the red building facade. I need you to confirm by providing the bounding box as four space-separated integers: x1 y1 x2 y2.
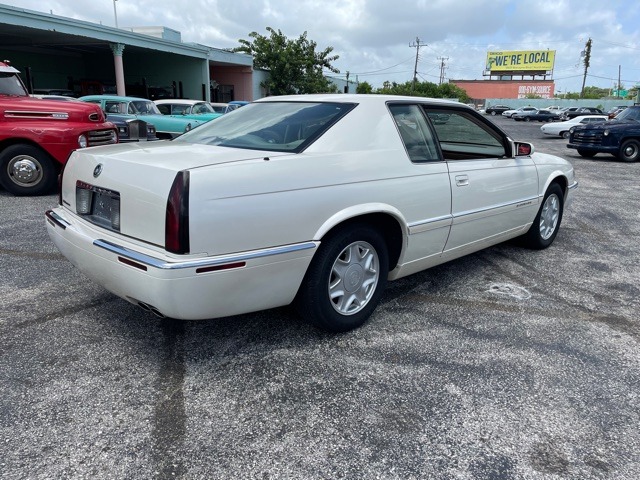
451 80 555 100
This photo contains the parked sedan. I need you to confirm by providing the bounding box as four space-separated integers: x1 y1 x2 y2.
79 95 205 139
45 94 576 332
561 107 604 120
485 105 512 115
512 109 560 122
502 106 537 118
540 115 609 138
154 99 222 123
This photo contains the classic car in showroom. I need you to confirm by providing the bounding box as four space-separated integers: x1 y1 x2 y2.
79 95 205 139
45 95 577 332
154 99 222 123
106 114 158 142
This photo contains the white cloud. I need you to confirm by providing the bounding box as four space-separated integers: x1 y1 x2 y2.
3 0 640 92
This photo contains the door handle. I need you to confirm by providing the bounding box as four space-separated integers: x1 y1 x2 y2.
455 175 469 186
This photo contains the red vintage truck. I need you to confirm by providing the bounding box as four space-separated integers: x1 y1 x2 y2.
0 61 118 195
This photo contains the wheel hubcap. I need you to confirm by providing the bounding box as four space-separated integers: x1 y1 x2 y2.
328 241 379 315
624 144 637 158
8 156 43 186
539 193 560 240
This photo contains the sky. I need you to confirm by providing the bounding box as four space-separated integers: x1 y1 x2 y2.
4 0 640 94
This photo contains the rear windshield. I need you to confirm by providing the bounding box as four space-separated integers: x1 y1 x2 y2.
174 101 356 152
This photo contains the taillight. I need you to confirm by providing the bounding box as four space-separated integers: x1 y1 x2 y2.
165 171 190 254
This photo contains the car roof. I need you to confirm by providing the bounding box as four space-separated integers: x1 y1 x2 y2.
154 99 203 105
79 95 150 102
570 115 608 121
255 93 468 108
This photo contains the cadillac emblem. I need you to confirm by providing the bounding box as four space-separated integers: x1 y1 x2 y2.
93 164 103 178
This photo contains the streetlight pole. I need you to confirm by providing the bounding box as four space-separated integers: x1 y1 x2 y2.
113 0 118 28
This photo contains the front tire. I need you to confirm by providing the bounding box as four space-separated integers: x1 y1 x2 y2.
295 224 389 332
520 183 564 250
0 144 57 196
491 111 497 116
577 149 596 158
618 139 640 162
561 131 570 139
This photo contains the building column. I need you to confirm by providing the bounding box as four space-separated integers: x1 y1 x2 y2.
110 43 126 96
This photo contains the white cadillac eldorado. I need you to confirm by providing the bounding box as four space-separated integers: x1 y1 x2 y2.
46 94 577 332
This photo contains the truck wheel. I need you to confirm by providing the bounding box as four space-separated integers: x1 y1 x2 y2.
295 223 389 332
0 144 57 196
619 139 640 162
577 149 596 158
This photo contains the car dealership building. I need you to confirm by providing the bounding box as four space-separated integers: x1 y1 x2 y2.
0 4 354 102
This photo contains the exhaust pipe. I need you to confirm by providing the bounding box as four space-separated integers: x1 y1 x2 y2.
137 301 166 318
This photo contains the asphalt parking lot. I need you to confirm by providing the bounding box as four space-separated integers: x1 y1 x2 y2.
1 115 639 479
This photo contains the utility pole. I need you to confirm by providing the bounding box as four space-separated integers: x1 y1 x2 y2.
409 37 423 93
113 0 118 28
438 56 449 85
580 37 592 98
617 64 621 97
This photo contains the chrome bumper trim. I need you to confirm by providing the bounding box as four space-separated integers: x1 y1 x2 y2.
45 209 70 229
93 239 318 270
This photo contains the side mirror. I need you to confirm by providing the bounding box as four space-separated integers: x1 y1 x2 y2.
514 142 534 156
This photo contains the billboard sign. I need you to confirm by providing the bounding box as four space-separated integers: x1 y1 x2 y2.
486 50 555 72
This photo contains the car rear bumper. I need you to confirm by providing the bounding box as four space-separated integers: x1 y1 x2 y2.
46 208 317 320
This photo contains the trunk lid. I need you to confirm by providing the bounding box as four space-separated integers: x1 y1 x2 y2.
61 142 290 249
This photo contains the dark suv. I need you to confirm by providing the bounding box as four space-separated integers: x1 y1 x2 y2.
567 106 640 162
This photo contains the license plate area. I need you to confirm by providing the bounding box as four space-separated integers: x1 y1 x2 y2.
76 181 121 231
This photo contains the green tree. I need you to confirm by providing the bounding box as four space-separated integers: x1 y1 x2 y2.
235 27 339 95
372 80 470 103
356 81 373 94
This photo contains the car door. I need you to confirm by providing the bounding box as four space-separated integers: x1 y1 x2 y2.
387 104 452 273
424 107 539 257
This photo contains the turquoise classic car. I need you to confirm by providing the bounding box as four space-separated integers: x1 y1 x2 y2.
79 95 204 139
154 99 222 123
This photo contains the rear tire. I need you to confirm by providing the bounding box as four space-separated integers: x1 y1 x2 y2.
561 131 570 139
295 224 389 332
520 183 564 250
0 144 57 196
618 139 640 162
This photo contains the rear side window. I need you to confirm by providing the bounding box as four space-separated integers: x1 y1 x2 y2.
424 109 506 160
389 104 440 162
105 101 122 114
